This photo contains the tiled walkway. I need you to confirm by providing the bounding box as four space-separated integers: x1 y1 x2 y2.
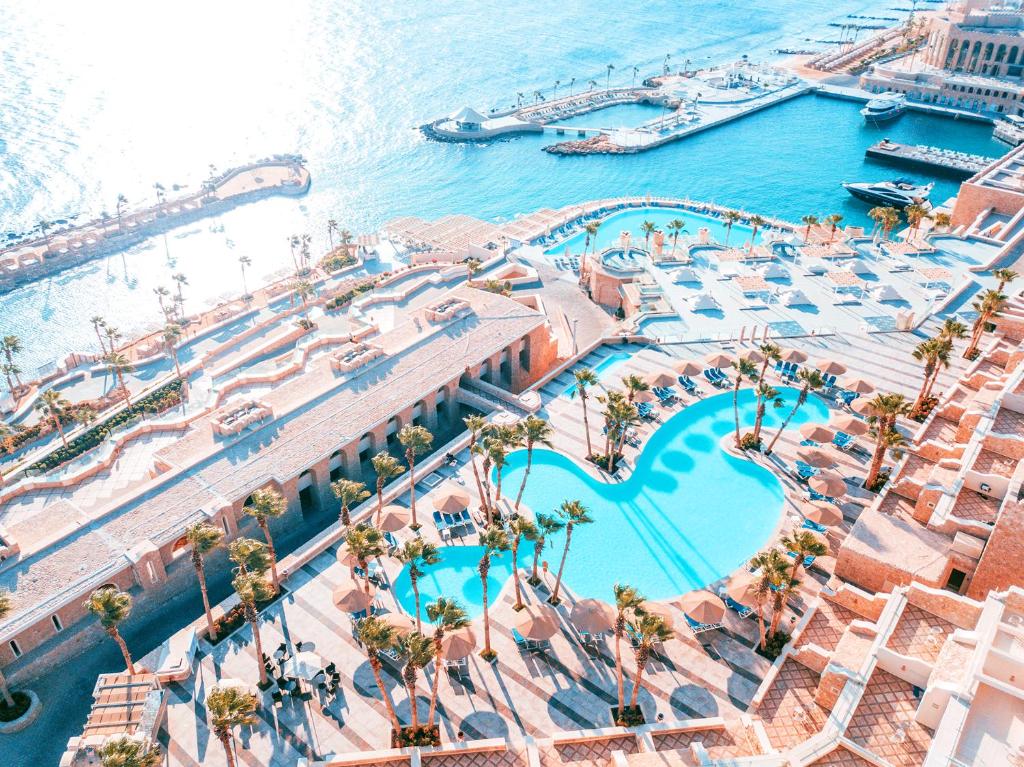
886 604 955 664
809 745 876 765
797 600 861 653
756 660 828 751
846 669 934 766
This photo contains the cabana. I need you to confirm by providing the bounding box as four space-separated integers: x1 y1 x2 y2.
758 261 788 280
672 265 700 284
872 284 903 302
780 288 812 306
687 292 720 311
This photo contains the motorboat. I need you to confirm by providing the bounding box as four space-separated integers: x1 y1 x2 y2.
860 92 907 124
842 179 933 209
994 114 1024 146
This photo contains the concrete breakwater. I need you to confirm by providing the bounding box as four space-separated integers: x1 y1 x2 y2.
0 156 311 293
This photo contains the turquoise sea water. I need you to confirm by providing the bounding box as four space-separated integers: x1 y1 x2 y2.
397 387 829 614
0 0 1010 374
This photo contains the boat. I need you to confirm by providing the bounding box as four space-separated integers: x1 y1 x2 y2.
994 114 1024 146
860 92 907 124
842 179 933 209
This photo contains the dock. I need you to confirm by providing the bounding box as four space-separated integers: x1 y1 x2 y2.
865 140 998 179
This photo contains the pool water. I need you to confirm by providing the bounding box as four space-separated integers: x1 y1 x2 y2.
392 545 515 620
563 351 631 395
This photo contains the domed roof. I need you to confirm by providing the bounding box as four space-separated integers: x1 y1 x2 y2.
449 106 487 123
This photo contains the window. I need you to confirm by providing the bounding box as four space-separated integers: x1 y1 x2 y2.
51 614 63 632
9 639 21 658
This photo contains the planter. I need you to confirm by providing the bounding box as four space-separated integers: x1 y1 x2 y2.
755 630 791 661
391 724 440 748
610 705 645 727
0 690 41 733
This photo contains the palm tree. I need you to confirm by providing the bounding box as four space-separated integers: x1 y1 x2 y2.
486 425 520 507
824 213 843 245
396 539 440 631
910 337 948 413
751 382 784 446
932 212 952 231
185 521 224 641
98 735 163 767
478 525 510 660
612 584 644 718
994 268 1018 293
640 220 656 251
621 373 650 404
371 451 404 525
1 336 23 390
228 537 272 577
723 210 741 245
626 611 673 708
965 289 1007 359
549 500 594 605
104 351 134 406
426 597 470 724
513 415 552 510
153 286 171 321
115 193 128 232
508 516 538 610
465 257 482 282
529 512 564 585
747 215 767 254
922 320 966 402
332 478 370 527
868 206 887 240
36 388 71 448
904 204 927 242
326 218 339 251
397 631 433 731
667 219 686 258
346 523 386 594
750 549 790 646
606 63 615 89
865 392 911 489
781 530 828 585
583 221 600 256
243 488 286 593
85 586 136 675
206 685 259 767
464 416 491 515
90 316 108 355
238 255 252 298
765 369 825 455
172 272 188 315
292 279 315 319
880 207 900 241
356 617 401 730
800 214 819 243
398 425 433 529
0 591 19 708
162 322 184 380
731 356 760 448
571 368 599 458
232 571 274 686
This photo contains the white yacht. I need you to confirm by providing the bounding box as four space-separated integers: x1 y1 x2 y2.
994 114 1024 146
842 179 933 209
861 92 907 124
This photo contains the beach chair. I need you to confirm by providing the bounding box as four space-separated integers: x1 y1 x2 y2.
655 386 677 403
383 530 399 553
685 613 723 635
801 518 829 533
795 461 819 479
837 390 858 406
713 368 731 385
718 589 754 619
459 509 475 532
703 369 719 386
833 432 856 451
512 628 537 650
786 550 816 567
678 375 699 395
823 373 837 390
442 512 463 535
637 402 655 419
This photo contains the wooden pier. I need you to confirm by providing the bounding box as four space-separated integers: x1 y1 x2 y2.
865 140 998 179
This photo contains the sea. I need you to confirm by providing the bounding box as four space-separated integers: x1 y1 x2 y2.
0 0 1009 375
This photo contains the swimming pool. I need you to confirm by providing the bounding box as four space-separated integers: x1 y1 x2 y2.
547 206 761 256
392 545 515 620
563 351 631 395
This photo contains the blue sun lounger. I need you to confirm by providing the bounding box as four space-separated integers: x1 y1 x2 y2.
654 386 677 402
723 595 754 618
833 432 856 451
684 613 723 635
637 402 655 418
786 550 816 567
795 461 819 479
678 375 699 394
802 518 829 533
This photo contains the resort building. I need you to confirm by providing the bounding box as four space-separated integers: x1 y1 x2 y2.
951 138 1024 230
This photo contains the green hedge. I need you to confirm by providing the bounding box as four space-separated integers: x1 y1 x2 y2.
320 252 357 273
28 378 184 473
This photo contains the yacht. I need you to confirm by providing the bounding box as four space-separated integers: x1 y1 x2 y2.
994 114 1024 146
860 92 907 124
842 179 933 209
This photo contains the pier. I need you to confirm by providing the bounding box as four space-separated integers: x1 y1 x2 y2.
865 139 998 179
0 156 311 292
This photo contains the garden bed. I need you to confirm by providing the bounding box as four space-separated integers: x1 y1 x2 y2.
392 724 440 748
755 630 791 661
0 692 32 723
611 705 646 727
208 586 288 645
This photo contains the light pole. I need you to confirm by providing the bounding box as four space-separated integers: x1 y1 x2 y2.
571 319 579 355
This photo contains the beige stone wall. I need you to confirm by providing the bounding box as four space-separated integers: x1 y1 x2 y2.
906 584 984 629
827 583 887 621
967 499 1024 599
951 180 1024 229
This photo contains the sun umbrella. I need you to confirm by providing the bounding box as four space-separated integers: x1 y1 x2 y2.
743 349 766 364
569 599 616 634
803 500 842 527
332 578 376 612
839 376 874 394
441 626 477 660
799 424 836 444
704 351 733 369
433 484 471 513
795 447 836 468
815 359 848 376
377 504 411 532
779 348 808 363
725 573 759 606
808 471 846 497
830 413 868 436
336 543 360 568
379 611 415 635
674 359 703 377
850 398 878 417
634 389 659 402
281 651 323 680
677 591 725 625
642 601 678 630
515 603 561 640
644 369 677 388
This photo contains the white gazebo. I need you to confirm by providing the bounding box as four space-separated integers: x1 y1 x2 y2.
673 266 700 283
688 292 720 311
780 288 813 307
449 106 487 131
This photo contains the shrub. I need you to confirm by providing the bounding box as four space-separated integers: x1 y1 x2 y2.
209 588 283 645
909 397 937 423
587 452 623 472
755 630 791 661
392 725 440 748
320 252 357 272
611 705 645 727
0 691 32 722
739 433 761 451
865 469 891 493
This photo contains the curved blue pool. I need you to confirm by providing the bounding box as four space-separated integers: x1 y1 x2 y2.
395 387 828 615
392 545 515 620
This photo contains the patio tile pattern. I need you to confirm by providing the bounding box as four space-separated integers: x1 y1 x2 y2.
886 604 955 663
809 745 876 765
846 669 933 766
797 600 861 652
756 661 828 750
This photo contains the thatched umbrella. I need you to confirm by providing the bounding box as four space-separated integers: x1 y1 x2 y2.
779 348 808 363
839 376 874 394
378 504 411 532
799 423 835 444
725 573 758 606
674 359 703 377
644 369 677 389
514 603 561 640
441 626 477 660
830 412 868 436
677 591 726 625
332 578 375 612
815 359 848 376
379 611 415 635
808 471 846 497
433 484 471 513
704 351 733 369
569 599 616 634
795 447 836 468
802 501 842 527
850 398 878 417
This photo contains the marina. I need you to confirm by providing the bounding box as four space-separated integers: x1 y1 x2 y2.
865 139 997 179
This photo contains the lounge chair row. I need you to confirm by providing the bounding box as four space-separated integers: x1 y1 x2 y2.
513 629 550 651
677 375 701 395
433 510 475 539
703 368 731 387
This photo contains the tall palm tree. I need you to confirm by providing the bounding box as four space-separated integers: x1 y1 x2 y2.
162 323 184 381
583 221 600 256
1 336 23 390
115 193 128 232
397 631 433 730
640 220 656 251
398 425 433 529
464 416 491 515
723 210 741 245
90 316 108 355
613 584 644 718
924 319 966 401
85 586 136 675
965 289 1007 358
824 213 843 245
292 279 315 319
232 571 274 686
185 521 224 641
346 523 386 594
910 337 948 413
326 218 339 251
765 369 825 455
243 488 286 593
747 215 767 254
550 500 594 605
36 388 71 448
800 214 819 243
571 368 599 458
751 382 784 446
396 539 440 631
0 591 18 708
486 425 520 507
865 392 911 489
621 374 650 404
514 415 552 510
904 204 927 242
371 451 404 525
750 549 792 642
426 597 470 724
529 512 564 585
228 537 272 577
867 206 888 240
465 257 482 282
508 517 538 610
880 207 901 241
206 685 259 767
332 478 370 527
104 352 134 406
606 63 615 89
626 611 673 708
153 286 171 321
731 356 759 448
98 735 163 767
172 272 188 315
238 255 252 298
994 268 1018 293
667 219 686 258
356 617 401 730
478 525 510 660
781 529 828 585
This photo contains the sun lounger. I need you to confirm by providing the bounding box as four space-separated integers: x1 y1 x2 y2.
678 375 700 394
786 550 816 567
717 590 754 619
685 613 723 634
713 368 731 385
459 509 474 531
837 390 858 406
655 386 677 402
795 461 819 479
637 402 655 419
833 432 856 451
802 519 829 533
